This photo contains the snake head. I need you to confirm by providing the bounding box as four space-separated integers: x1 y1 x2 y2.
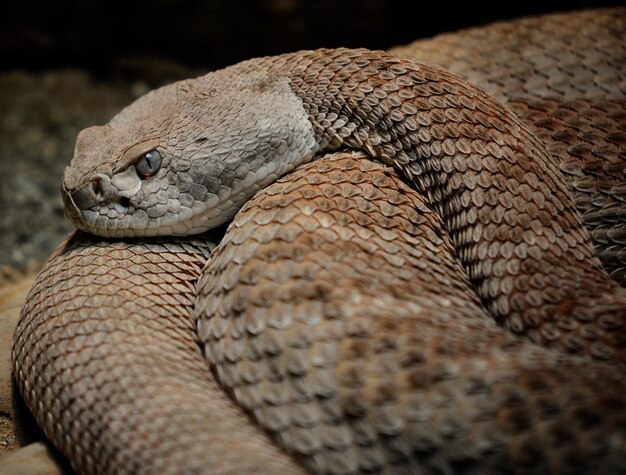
62 123 166 237
62 65 318 238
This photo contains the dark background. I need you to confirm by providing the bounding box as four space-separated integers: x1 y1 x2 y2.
2 0 623 76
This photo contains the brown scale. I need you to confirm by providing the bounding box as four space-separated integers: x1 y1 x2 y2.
196 152 626 474
252 47 625 362
12 234 306 475
391 8 626 285
390 8 626 102
507 98 626 284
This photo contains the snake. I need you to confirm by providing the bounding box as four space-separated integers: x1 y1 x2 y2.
11 8 626 475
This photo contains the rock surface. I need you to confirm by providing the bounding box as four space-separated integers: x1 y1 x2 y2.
0 441 68 474
0 271 36 453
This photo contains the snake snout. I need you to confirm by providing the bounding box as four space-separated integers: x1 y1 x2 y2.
61 173 117 218
69 174 117 208
69 179 99 210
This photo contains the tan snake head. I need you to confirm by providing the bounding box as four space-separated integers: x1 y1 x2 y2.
62 63 318 238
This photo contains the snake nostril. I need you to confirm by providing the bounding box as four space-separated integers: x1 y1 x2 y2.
92 177 104 201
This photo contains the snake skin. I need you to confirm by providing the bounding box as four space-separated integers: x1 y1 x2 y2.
391 8 626 283
12 233 305 474
197 152 625 474
509 98 626 284
12 8 626 475
389 8 626 103
61 46 626 361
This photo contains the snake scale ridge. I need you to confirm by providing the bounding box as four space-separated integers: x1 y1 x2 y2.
11 8 626 475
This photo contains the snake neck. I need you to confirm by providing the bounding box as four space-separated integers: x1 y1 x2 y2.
275 48 622 359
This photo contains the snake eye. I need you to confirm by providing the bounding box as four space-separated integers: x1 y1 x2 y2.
136 150 162 178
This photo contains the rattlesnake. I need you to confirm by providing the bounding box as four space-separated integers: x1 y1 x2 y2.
12 8 626 474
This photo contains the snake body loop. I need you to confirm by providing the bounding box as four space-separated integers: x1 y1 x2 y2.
12 8 626 475
61 46 625 362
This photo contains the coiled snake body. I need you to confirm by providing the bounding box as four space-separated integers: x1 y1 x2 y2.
12 8 626 474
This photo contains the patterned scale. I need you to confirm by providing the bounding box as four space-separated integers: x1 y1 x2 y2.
389 8 626 102
391 8 626 283
12 234 305 474
196 152 625 474
246 47 625 360
508 98 626 284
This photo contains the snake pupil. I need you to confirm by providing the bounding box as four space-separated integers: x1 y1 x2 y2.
145 153 153 170
136 149 162 178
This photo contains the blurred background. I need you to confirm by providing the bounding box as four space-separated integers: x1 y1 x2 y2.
0 0 622 277
1 0 623 75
